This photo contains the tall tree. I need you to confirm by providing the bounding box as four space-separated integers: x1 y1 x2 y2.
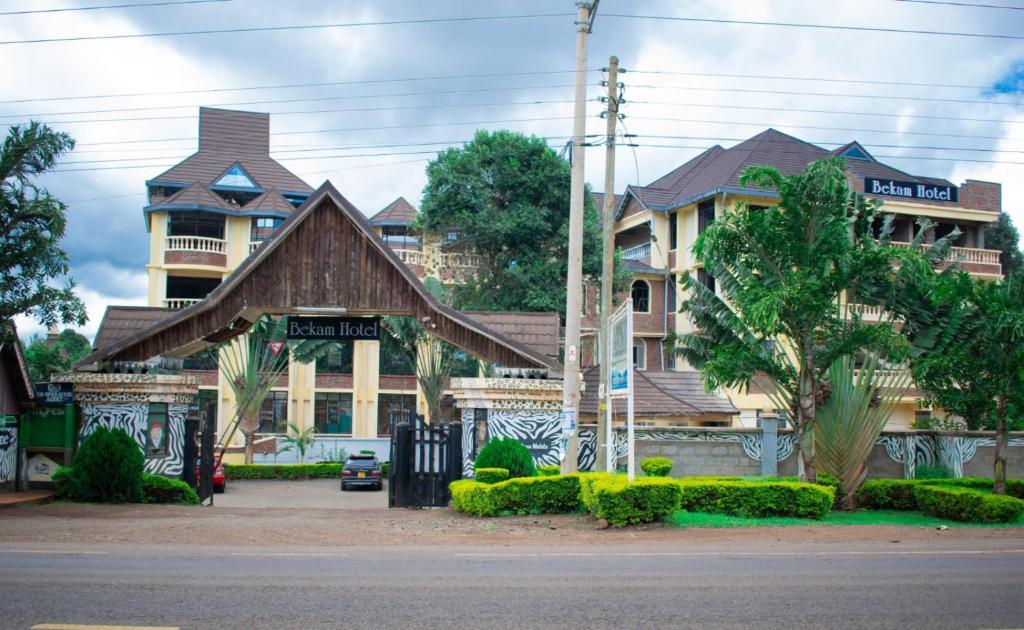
418 130 608 315
22 328 92 382
910 272 1024 494
984 212 1022 276
0 122 86 329
671 157 912 482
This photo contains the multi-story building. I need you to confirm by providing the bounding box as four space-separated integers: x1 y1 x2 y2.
588 128 1004 429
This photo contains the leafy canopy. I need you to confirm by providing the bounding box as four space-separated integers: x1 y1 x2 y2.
0 122 86 329
22 328 92 382
984 212 1023 276
419 129 606 315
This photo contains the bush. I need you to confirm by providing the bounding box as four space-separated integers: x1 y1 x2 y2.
677 479 834 519
51 465 75 499
70 426 144 503
640 457 673 477
474 437 536 479
915 465 953 480
926 477 1024 500
914 485 1024 523
589 476 682 527
579 472 621 513
475 468 510 484
537 464 561 477
450 475 583 516
381 462 389 478
855 479 921 511
141 473 199 505
224 463 344 480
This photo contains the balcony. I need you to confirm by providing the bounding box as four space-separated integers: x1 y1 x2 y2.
162 298 202 309
394 249 427 266
249 241 261 254
845 303 894 322
164 236 228 268
438 252 482 268
622 243 652 261
892 242 1001 275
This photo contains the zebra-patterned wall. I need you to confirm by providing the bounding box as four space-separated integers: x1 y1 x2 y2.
462 408 565 475
80 402 187 477
0 422 17 484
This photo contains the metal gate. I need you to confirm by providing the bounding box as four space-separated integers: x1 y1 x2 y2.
389 415 462 508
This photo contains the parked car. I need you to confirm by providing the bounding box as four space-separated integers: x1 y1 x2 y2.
195 459 226 493
341 453 383 491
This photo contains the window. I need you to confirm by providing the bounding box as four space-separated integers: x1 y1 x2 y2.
631 280 650 313
667 274 677 313
378 393 416 437
168 211 225 239
166 275 221 301
698 200 715 235
315 342 354 374
251 217 283 242
669 212 678 250
258 391 288 434
183 346 218 370
214 164 257 189
633 338 647 370
314 392 353 435
147 403 169 457
450 349 480 378
697 268 716 295
197 388 218 421
381 226 419 248
379 334 414 376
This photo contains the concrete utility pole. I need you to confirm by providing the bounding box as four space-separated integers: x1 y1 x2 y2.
561 0 598 474
597 55 619 472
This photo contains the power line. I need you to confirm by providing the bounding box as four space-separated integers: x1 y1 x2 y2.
0 70 584 105
0 0 230 16
602 12 1024 40
628 69 994 92
635 143 1024 165
638 134 1024 155
0 12 574 46
894 0 1024 9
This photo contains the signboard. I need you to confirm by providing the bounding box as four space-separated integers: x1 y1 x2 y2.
864 177 958 203
608 299 633 398
285 316 381 341
33 382 73 406
27 453 60 483
560 408 577 433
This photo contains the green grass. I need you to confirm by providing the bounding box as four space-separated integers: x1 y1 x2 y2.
669 509 1024 529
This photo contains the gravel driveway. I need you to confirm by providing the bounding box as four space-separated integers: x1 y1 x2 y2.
213 479 387 509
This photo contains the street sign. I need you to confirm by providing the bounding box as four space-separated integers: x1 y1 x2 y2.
609 299 632 398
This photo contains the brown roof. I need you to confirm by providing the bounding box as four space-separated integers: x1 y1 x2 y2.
622 129 957 214
462 311 560 361
369 197 418 225
156 181 235 211
150 107 313 194
244 188 295 214
580 367 737 418
93 306 176 350
2 320 33 406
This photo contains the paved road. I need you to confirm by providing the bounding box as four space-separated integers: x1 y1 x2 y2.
2 541 1023 629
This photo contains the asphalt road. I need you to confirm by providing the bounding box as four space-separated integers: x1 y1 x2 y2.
1 541 1022 629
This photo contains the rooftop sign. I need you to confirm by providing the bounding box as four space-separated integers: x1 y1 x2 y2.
285 316 381 341
864 177 958 203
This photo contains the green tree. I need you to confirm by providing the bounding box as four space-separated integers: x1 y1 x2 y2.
418 130 610 315
984 212 1022 275
671 157 912 482
22 328 92 382
1 122 86 329
910 272 1024 494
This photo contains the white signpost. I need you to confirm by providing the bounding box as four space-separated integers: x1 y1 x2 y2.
608 298 636 480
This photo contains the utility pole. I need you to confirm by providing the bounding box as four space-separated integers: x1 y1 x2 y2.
561 0 598 474
597 55 619 472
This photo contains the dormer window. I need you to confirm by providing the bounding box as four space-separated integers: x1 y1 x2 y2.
215 164 258 189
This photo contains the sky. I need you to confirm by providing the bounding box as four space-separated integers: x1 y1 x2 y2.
2 0 1022 342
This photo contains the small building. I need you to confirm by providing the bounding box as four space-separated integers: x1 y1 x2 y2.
0 321 33 490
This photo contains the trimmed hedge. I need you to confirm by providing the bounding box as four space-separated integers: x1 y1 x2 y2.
856 478 1024 513
590 476 682 527
475 468 510 484
640 457 673 477
224 463 344 480
579 472 619 513
914 485 1024 524
141 473 200 505
929 477 1024 500
677 479 834 520
450 475 583 516
537 464 561 477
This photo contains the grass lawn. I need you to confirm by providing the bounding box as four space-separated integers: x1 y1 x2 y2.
669 509 1024 529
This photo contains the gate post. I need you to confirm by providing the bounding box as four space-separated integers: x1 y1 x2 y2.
389 421 412 508
198 403 215 505
447 421 463 492
182 409 200 489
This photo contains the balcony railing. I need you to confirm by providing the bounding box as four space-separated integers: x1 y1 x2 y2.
394 249 427 266
163 298 202 309
249 241 261 254
439 252 482 268
892 242 1001 266
165 235 226 254
845 303 893 322
622 243 651 260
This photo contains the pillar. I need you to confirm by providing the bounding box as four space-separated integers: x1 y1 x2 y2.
760 416 778 477
353 339 380 438
288 355 316 434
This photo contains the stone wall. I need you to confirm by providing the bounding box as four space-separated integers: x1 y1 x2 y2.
636 440 760 477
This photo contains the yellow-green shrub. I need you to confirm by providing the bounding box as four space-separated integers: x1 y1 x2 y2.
589 476 682 527
677 479 834 519
450 474 583 516
474 468 510 484
640 457 673 477
914 485 1024 523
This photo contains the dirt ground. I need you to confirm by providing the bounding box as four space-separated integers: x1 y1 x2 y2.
213 479 387 509
1 485 1023 548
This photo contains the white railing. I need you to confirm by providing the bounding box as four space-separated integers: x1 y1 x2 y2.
394 249 427 266
249 241 261 254
162 298 202 309
438 252 482 268
892 242 1000 266
846 303 888 322
622 242 652 260
165 235 226 254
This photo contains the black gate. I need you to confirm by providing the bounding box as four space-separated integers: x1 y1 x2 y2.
389 415 462 508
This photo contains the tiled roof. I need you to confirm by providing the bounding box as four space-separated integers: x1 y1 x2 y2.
624 259 667 276
369 197 418 225
580 368 737 417
462 311 560 361
92 306 176 350
623 129 956 213
2 319 32 406
155 181 235 211
243 188 295 214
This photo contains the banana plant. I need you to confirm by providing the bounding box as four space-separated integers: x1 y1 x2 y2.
815 352 911 510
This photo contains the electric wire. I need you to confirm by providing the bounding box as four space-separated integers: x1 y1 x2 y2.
893 0 1024 9
0 0 230 16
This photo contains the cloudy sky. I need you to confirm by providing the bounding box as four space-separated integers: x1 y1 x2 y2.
2 0 1022 341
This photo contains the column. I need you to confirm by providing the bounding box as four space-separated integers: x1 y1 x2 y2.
353 340 380 438
288 355 315 434
760 416 778 477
